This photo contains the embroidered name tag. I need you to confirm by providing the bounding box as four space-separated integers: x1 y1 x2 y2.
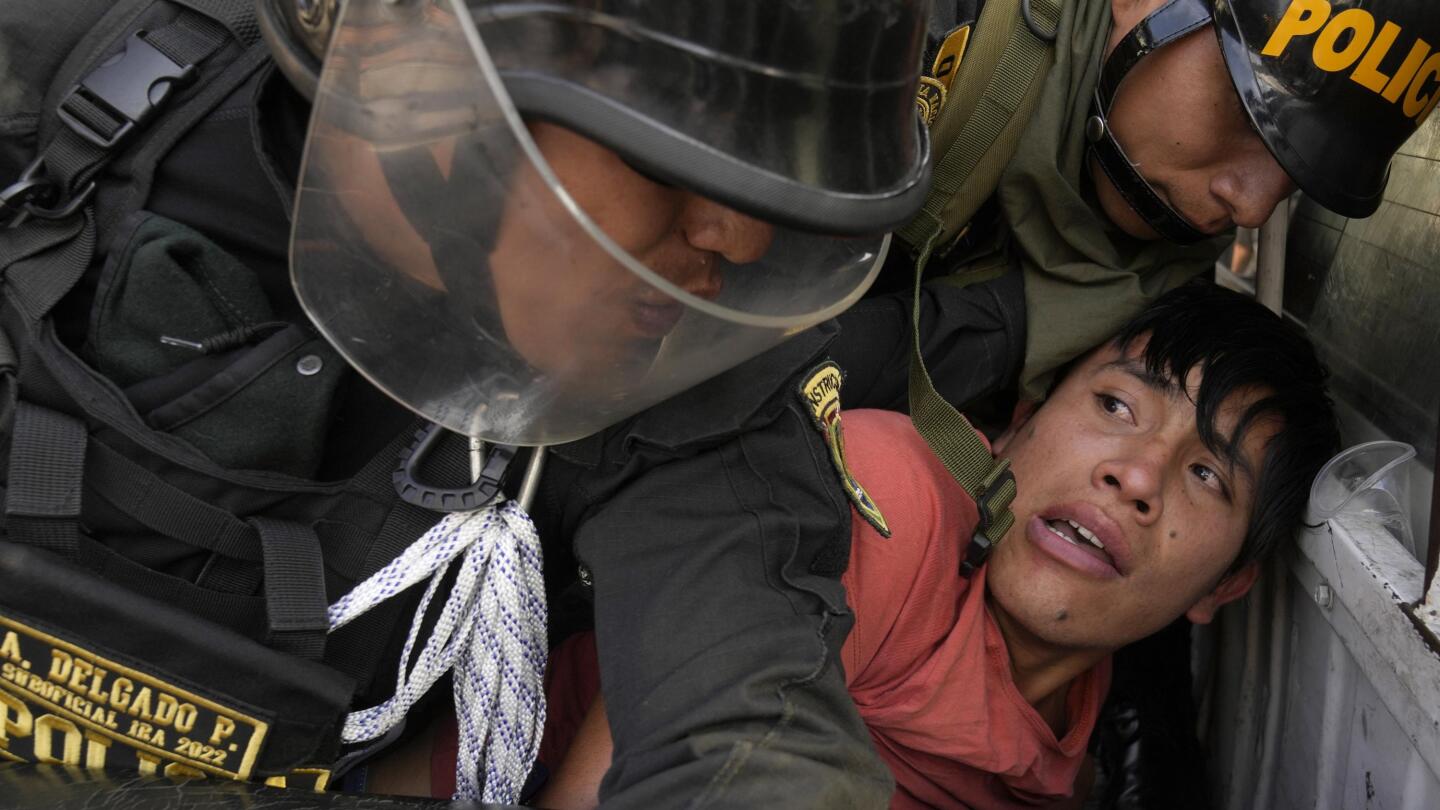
798 362 890 538
0 615 270 780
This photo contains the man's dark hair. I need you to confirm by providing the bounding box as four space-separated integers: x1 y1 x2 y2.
1108 282 1340 575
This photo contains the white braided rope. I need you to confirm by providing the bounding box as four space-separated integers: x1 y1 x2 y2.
327 500 547 803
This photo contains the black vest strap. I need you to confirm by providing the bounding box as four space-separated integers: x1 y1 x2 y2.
87 438 263 559
4 401 87 556
171 0 261 46
0 211 95 323
252 516 329 661
12 12 226 224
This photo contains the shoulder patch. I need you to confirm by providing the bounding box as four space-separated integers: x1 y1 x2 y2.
914 24 972 125
797 362 891 538
931 24 972 92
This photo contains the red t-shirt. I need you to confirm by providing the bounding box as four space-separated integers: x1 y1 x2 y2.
433 410 1109 808
840 409 1110 809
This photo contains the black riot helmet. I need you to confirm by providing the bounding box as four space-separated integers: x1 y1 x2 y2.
257 0 933 235
1087 0 1440 243
255 0 934 445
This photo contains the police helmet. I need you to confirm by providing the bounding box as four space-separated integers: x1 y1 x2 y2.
1088 0 1439 243
257 0 933 235
255 0 934 445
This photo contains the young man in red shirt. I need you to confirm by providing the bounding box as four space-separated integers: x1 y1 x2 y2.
497 283 1336 809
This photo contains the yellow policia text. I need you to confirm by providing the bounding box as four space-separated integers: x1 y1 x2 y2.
0 616 268 780
1263 0 1440 121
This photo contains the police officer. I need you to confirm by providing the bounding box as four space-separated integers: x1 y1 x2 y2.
279 3 931 802
836 0 1440 427
0 0 930 806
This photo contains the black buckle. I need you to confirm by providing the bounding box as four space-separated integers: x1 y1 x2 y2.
960 528 995 577
56 31 196 149
0 159 53 225
0 157 97 227
975 465 1015 531
393 423 517 512
960 464 1015 577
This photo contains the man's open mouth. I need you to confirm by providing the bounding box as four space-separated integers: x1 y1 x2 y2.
1038 517 1121 576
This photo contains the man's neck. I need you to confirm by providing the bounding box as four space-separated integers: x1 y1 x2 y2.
985 594 1110 735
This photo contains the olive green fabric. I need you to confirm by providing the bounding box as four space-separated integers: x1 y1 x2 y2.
902 0 1061 559
897 0 1058 252
995 0 1229 399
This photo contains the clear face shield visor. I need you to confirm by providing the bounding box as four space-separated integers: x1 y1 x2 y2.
290 0 890 445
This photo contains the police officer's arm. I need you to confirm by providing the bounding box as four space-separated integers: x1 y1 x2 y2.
572 410 893 809
832 269 1026 413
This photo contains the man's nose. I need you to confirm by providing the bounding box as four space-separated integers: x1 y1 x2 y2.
678 193 776 265
1210 147 1295 230
1096 442 1166 524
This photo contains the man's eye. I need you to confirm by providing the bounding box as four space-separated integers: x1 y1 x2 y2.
1096 393 1133 422
1191 463 1231 499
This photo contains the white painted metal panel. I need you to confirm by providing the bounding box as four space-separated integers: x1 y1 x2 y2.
1207 512 1440 809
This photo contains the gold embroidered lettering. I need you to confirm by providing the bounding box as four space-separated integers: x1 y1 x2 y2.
174 703 198 735
109 677 133 712
34 714 83 765
164 761 207 780
83 729 112 769
134 748 163 776
153 693 178 726
0 632 21 663
208 715 236 746
47 650 72 684
0 690 33 747
129 686 153 720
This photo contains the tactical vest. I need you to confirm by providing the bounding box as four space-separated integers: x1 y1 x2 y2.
0 0 475 786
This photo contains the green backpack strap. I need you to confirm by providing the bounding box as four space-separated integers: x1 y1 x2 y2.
898 0 1061 254
905 0 1060 576
908 238 1017 577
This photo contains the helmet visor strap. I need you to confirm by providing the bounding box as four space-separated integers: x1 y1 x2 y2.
1086 0 1212 244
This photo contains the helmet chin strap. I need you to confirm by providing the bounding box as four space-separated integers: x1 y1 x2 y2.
1085 0 1213 244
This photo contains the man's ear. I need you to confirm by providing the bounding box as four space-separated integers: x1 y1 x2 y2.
1185 562 1260 625
991 400 1041 455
